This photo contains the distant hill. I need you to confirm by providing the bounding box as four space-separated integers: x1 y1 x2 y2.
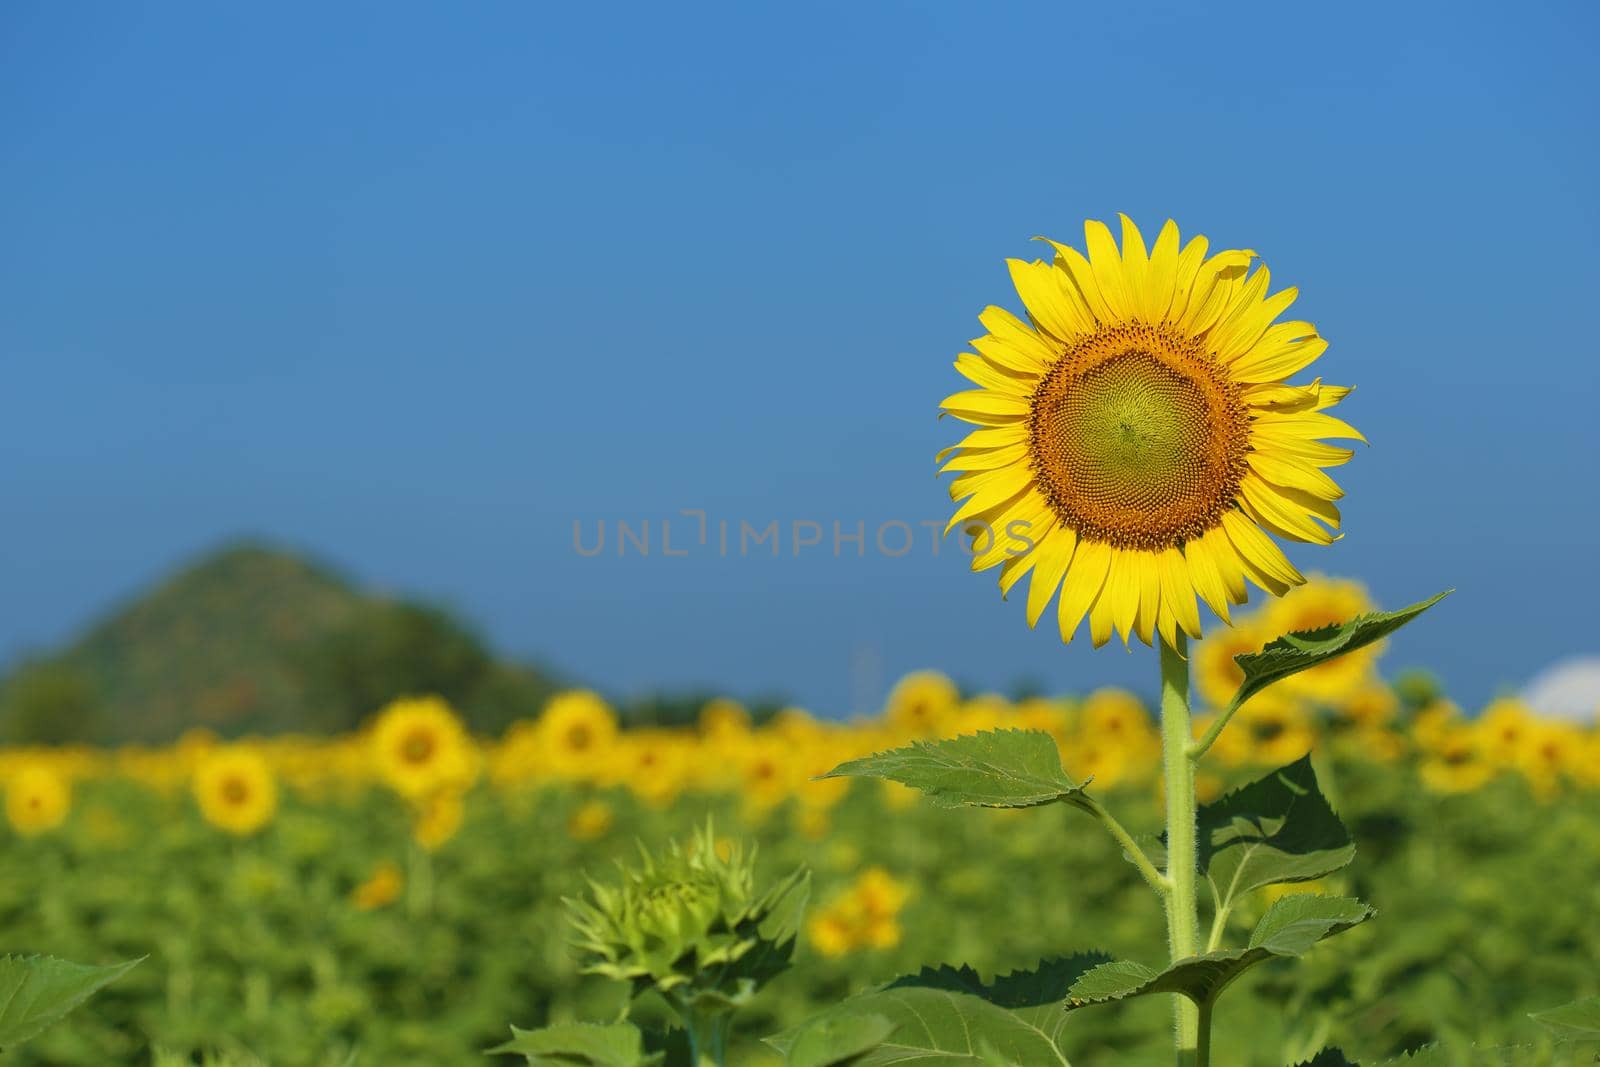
0 542 560 743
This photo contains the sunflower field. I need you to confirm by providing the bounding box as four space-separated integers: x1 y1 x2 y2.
3 579 1598 1066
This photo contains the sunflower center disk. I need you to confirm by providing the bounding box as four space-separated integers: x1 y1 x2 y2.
1029 324 1249 550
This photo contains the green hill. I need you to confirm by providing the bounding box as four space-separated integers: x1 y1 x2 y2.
0 543 559 743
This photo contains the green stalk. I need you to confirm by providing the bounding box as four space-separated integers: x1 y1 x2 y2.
680 1008 729 1067
1159 633 1201 1065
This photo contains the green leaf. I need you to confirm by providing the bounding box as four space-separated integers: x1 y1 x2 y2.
1293 1051 1361 1067
782 1014 897 1067
1531 995 1600 1039
1228 590 1451 712
488 1021 663 1066
1185 756 1355 912
0 955 142 1052
1377 1047 1516 1066
820 730 1085 809
1066 896 1373 1009
769 957 1109 1065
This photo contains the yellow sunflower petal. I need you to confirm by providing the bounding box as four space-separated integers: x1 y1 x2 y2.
1183 535 1233 623
1158 547 1203 639
1134 552 1162 645
1057 539 1112 643
1025 529 1076 627
1041 239 1115 323
1083 218 1132 320
1007 258 1095 342
1222 510 1305 592
1117 214 1151 320
1146 219 1181 321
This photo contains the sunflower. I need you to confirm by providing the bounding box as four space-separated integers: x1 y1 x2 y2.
1419 726 1497 795
1233 697 1316 766
193 747 278 835
884 670 960 736
5 764 71 836
941 216 1359 646
413 789 465 850
568 799 615 841
351 861 404 910
370 696 479 799
535 690 619 780
697 697 751 739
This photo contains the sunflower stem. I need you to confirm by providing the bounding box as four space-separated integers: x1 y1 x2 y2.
678 1005 729 1067
1187 693 1242 761
1071 795 1169 895
1159 633 1203 1065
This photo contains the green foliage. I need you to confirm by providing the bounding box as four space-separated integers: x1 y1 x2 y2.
0 660 101 744
1192 756 1356 913
1530 996 1600 1040
48 543 367 742
821 730 1085 809
770 957 1111 1065
1294 1050 1360 1066
298 598 496 733
567 822 809 1016
490 1021 664 1066
1067 896 1373 1009
0 543 565 741
0 955 140 1052
778 1014 895 1067
1227 592 1452 714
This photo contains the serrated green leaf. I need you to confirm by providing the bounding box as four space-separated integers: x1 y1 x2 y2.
1228 591 1451 711
1293 1050 1361 1067
887 955 1112 1041
1531 995 1600 1039
487 1021 663 1066
1067 896 1372 1010
820 730 1085 809
1187 756 1355 912
0 955 142 1052
1377 1047 1518 1066
769 958 1104 1065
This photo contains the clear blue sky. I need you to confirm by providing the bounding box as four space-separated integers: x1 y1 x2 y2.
3 1 1597 714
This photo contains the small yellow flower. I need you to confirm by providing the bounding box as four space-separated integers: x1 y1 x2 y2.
697 697 751 739
1419 727 1496 794
194 747 279 835
412 789 465 850
1234 697 1316 766
1411 699 1462 750
807 909 855 958
535 690 619 780
1477 698 1535 768
568 800 615 841
351 861 404 910
853 867 912 919
5 764 71 836
370 696 479 799
612 732 690 808
1516 720 1582 800
738 737 798 813
883 671 953 739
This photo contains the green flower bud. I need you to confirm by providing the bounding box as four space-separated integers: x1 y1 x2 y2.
565 822 809 1015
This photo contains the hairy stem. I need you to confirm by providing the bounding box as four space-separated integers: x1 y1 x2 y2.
1159 633 1202 1065
1072 794 1170 895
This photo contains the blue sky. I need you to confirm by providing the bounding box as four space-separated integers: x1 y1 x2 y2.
3 1 1597 714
